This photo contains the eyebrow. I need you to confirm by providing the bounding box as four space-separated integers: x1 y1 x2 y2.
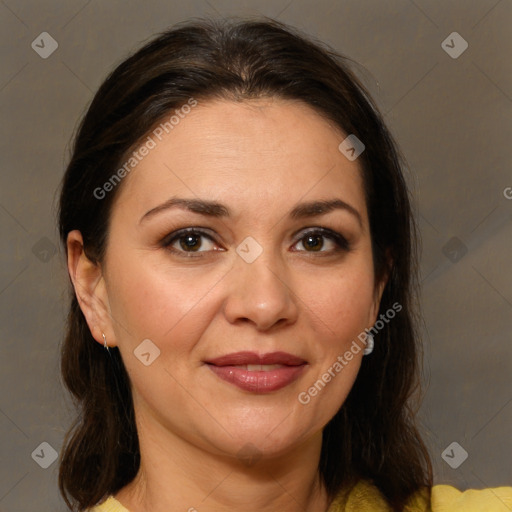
290 198 362 227
140 197 363 227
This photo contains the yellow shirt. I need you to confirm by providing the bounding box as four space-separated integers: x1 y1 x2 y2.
89 479 512 511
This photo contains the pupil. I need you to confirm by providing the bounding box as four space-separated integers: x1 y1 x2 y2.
180 235 200 251
305 235 322 251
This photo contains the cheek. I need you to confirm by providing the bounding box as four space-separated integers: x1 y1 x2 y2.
105 253 224 347
292 270 373 432
306 265 375 346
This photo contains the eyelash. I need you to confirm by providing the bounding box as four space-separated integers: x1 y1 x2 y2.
160 227 350 258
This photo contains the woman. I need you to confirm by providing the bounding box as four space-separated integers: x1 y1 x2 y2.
57 17 511 512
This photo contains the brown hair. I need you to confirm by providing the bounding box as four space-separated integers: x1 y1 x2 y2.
58 17 432 511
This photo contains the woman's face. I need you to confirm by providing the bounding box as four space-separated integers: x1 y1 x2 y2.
96 98 385 460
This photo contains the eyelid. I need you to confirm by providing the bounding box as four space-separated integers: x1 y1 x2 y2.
161 226 216 244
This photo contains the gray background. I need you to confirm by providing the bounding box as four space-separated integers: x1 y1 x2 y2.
0 0 511 510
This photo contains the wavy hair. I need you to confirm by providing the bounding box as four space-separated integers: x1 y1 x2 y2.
58 17 432 511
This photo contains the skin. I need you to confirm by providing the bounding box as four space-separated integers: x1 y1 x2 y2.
67 98 387 512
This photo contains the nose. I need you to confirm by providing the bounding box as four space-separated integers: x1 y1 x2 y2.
222 247 299 332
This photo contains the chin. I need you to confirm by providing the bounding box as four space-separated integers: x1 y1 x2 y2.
207 421 314 464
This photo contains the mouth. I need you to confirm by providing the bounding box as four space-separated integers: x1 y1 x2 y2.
205 351 307 393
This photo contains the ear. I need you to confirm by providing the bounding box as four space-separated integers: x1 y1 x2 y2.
368 252 393 326
66 230 116 347
369 275 388 326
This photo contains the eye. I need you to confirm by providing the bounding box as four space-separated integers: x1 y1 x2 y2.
291 228 350 254
161 228 222 257
161 226 350 258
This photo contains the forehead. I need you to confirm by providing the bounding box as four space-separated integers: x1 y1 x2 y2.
111 98 367 223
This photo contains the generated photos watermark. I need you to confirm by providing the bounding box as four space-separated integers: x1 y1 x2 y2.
298 301 402 405
93 97 198 200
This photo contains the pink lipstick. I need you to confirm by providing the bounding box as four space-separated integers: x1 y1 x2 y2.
205 351 307 393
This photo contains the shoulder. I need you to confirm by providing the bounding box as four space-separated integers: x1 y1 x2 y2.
87 496 130 512
85 485 512 512
430 484 512 511
328 479 512 512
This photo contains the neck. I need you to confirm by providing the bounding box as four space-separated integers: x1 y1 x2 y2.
115 416 330 512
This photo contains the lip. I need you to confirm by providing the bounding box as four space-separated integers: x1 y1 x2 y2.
206 351 307 366
205 351 307 393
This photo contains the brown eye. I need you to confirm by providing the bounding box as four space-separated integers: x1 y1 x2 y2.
302 234 324 251
292 228 350 253
162 228 221 256
179 233 203 252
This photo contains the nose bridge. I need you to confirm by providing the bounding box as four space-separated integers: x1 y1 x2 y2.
223 238 298 330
